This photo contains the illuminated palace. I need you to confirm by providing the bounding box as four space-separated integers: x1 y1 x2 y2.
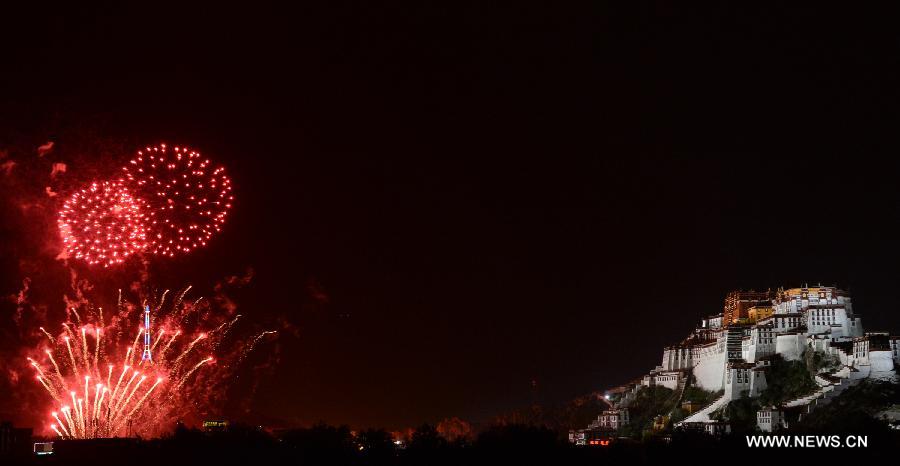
571 284 899 442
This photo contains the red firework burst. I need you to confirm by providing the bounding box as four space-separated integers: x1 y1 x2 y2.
28 287 277 438
119 144 233 257
57 181 149 267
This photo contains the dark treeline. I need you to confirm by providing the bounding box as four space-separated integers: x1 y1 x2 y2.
3 421 898 466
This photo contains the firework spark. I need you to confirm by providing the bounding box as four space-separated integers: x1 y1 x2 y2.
56 144 233 266
29 287 274 439
119 144 233 258
57 181 149 267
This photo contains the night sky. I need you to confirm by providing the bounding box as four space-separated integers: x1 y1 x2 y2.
3 4 900 430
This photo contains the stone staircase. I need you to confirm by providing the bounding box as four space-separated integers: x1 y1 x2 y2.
784 387 831 408
668 374 689 409
676 394 729 424
783 368 862 417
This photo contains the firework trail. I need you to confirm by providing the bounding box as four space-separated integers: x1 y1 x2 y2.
248 331 277 352
209 315 241 350
39 327 54 343
236 331 277 366
30 287 274 439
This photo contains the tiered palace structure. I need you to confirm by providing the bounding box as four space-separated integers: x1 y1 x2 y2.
572 285 899 443
651 286 895 397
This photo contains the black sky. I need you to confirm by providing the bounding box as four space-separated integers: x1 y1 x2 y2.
3 3 900 429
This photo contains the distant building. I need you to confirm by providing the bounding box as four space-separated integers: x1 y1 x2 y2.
742 324 775 362
724 361 767 399
568 429 614 446
773 286 862 339
652 415 669 431
584 408 629 431
723 290 773 327
575 284 900 439
202 420 229 433
568 430 585 445
747 305 773 323
701 314 724 330
703 421 731 437
33 442 53 456
0 422 32 457
599 408 629 430
681 400 698 414
726 325 746 361
641 371 682 390
677 421 731 437
757 407 786 432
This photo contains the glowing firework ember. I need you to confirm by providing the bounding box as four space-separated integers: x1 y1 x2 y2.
119 144 234 257
28 288 275 438
57 181 149 267
56 143 233 266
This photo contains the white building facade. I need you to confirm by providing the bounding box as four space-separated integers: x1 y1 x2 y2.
757 407 786 432
655 286 887 406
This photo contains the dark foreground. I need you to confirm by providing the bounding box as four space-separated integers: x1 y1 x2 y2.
2 423 898 466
